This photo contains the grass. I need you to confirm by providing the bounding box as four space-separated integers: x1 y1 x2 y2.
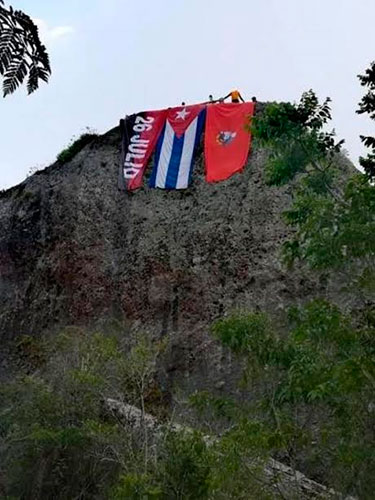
57 129 99 164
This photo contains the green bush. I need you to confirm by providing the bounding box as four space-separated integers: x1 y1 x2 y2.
111 473 162 499
57 129 99 163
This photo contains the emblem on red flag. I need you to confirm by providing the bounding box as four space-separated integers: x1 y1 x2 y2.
216 131 237 146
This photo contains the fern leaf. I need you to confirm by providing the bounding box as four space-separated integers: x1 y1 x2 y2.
0 3 50 96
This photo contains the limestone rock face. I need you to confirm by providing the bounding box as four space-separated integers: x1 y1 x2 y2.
0 124 344 387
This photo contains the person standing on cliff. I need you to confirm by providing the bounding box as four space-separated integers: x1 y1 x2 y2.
205 94 217 104
222 89 245 103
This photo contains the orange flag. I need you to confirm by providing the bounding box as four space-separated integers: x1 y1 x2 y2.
205 102 255 183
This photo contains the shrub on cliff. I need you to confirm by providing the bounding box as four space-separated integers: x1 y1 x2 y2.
57 129 99 164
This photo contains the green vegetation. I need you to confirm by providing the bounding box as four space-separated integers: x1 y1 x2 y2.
0 330 274 499
357 61 375 179
0 329 180 499
205 299 375 497
250 86 375 292
57 129 99 163
112 431 212 500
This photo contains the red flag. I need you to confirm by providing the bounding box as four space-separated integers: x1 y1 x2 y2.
121 109 167 191
205 102 255 183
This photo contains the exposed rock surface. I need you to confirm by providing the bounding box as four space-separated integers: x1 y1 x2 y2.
0 120 353 390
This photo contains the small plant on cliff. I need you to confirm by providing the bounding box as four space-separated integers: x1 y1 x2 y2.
57 127 99 164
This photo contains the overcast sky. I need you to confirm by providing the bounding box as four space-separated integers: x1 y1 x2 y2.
1 0 374 189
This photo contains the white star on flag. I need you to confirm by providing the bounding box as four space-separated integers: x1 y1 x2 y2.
176 108 190 120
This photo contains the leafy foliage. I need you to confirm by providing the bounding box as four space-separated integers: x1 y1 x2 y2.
112 430 212 500
1 328 274 499
250 90 343 186
57 129 99 163
282 174 375 276
112 473 162 499
205 300 375 498
357 61 375 179
251 90 375 297
0 0 50 96
159 431 211 499
0 329 168 499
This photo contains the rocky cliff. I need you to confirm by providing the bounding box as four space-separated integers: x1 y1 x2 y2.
0 117 352 389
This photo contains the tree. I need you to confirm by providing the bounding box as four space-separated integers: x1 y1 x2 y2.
0 0 50 96
186 89 375 498
357 61 375 179
250 90 375 295
207 299 375 498
249 90 343 187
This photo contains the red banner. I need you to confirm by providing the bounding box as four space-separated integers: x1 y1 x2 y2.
120 109 167 191
204 102 255 183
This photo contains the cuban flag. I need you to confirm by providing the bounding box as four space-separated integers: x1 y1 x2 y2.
149 104 206 189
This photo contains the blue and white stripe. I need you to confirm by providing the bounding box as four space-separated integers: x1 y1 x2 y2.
149 110 205 189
